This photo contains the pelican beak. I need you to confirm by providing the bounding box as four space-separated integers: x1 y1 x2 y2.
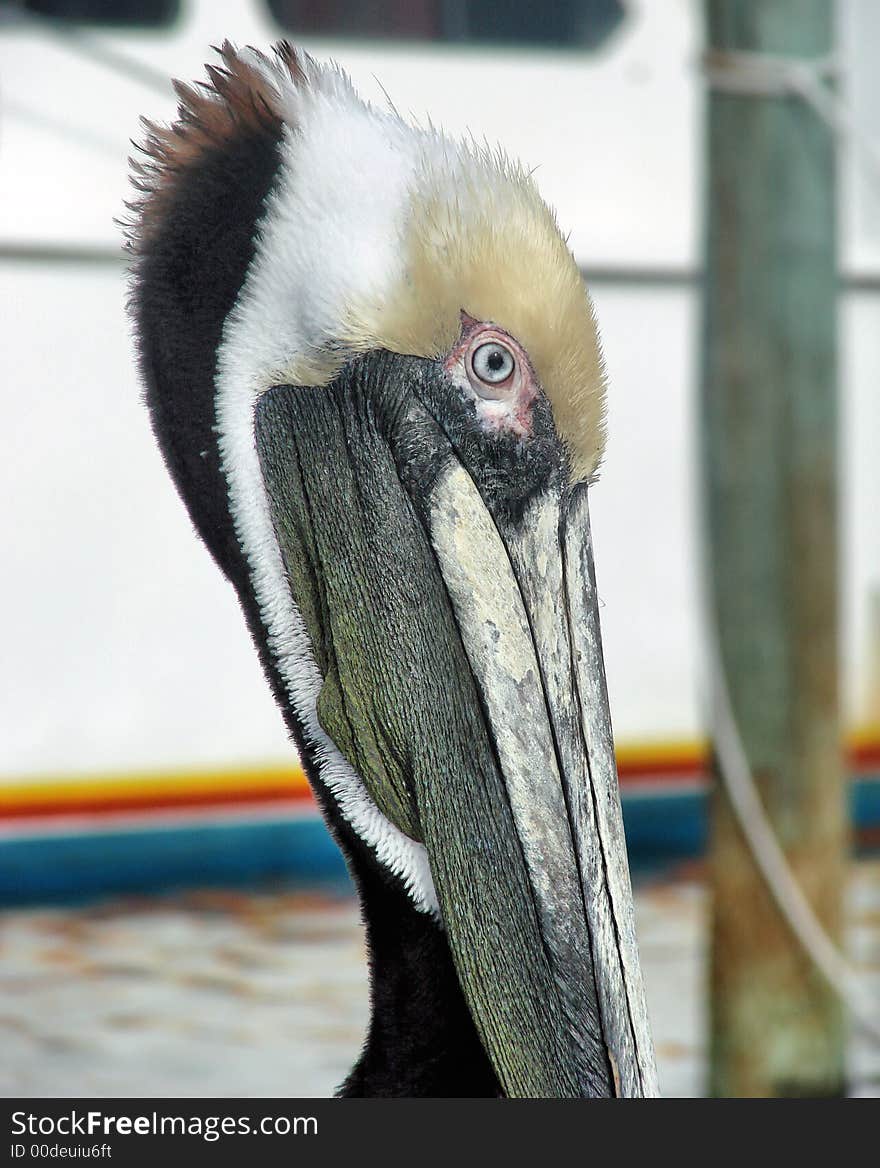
254 350 658 1098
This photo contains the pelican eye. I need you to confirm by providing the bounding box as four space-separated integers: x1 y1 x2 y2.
471 341 515 386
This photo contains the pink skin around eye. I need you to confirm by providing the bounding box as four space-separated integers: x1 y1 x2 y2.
443 311 540 439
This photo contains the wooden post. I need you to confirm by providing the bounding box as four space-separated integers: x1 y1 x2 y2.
701 0 846 1096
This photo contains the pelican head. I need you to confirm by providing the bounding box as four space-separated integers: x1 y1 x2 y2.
126 41 657 1098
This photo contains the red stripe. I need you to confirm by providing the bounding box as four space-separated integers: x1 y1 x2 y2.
3 744 878 824
617 757 705 782
617 743 880 784
851 741 880 771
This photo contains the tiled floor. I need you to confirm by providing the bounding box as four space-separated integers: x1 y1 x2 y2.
1 862 878 1097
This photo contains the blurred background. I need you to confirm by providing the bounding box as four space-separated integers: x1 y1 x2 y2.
0 0 878 1097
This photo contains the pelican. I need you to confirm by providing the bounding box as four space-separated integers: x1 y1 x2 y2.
125 42 658 1099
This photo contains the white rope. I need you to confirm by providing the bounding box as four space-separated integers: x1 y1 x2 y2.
702 48 839 97
706 622 880 1045
702 49 880 180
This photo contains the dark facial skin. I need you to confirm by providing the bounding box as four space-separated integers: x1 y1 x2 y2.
410 353 569 525
349 347 570 533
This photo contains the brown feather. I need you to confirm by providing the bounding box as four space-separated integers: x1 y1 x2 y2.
123 41 304 251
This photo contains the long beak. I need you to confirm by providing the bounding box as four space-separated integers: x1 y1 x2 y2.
413 458 657 1098
253 353 658 1098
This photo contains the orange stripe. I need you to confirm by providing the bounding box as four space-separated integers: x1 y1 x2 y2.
0 764 309 812
2 728 878 822
0 786 314 821
617 752 704 780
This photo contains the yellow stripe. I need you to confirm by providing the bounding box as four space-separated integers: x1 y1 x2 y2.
851 722 880 751
615 738 706 769
2 724 879 811
615 724 880 770
0 763 309 810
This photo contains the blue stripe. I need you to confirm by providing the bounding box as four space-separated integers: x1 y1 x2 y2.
2 775 878 906
0 819 350 906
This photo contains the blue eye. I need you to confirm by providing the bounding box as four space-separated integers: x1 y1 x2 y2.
471 341 515 385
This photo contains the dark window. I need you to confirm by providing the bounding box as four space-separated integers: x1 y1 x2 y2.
265 0 624 51
16 0 180 27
